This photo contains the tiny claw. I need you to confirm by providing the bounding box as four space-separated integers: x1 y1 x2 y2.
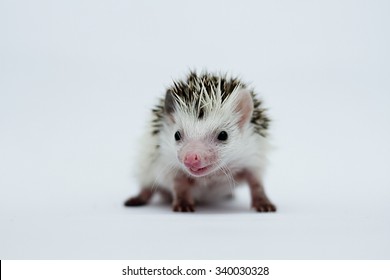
252 200 277 212
172 200 195 213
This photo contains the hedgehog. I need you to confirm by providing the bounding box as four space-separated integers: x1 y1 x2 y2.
124 71 276 212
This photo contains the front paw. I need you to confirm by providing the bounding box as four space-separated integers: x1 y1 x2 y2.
252 199 277 212
172 200 195 212
124 196 147 206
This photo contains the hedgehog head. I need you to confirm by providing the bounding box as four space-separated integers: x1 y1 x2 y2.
161 77 254 177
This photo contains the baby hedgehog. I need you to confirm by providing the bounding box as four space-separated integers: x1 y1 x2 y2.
124 71 276 212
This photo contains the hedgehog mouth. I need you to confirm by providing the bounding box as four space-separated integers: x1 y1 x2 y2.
188 165 212 176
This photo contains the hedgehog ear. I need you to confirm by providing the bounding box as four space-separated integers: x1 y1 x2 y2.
164 90 176 123
235 89 253 129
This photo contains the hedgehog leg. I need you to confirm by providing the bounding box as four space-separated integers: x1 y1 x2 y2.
244 170 276 212
124 188 153 207
172 176 195 212
158 188 173 203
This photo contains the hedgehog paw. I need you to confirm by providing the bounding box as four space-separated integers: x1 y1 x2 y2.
172 200 195 212
252 199 277 212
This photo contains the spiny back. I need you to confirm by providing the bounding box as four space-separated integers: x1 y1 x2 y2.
151 71 270 137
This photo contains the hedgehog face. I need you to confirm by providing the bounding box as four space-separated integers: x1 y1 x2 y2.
162 89 254 177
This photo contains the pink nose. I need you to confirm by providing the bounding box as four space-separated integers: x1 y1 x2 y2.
184 153 201 169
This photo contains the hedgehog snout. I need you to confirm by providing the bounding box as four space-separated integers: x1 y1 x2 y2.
183 153 202 169
179 142 217 172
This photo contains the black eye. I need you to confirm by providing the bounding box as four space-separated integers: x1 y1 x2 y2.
174 131 181 141
217 131 228 141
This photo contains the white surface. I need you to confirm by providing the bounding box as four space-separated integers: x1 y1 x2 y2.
1 0 389 259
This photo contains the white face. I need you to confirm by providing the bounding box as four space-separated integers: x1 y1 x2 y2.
163 107 243 177
161 88 254 177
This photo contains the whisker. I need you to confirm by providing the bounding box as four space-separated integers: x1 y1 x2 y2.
149 161 176 194
216 162 235 195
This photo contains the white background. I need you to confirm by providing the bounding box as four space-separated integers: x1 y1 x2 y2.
1 0 389 259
